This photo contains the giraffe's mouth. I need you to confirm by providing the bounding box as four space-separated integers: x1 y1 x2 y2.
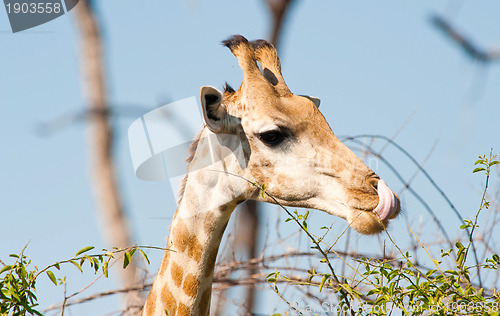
372 180 400 220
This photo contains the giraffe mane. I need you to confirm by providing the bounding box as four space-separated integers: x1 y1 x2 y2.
178 130 203 202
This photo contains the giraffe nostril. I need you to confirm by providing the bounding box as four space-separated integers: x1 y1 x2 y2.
366 175 380 193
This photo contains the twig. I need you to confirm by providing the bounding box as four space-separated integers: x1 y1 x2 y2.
343 134 482 285
462 150 495 273
343 136 456 253
44 284 151 312
60 281 67 316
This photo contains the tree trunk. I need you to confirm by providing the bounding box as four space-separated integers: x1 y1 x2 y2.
74 1 143 313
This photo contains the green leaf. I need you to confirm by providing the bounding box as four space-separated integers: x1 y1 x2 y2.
84 255 93 265
473 167 486 173
266 272 276 279
0 265 13 274
319 274 329 292
70 260 83 273
139 249 150 265
75 246 94 257
103 261 109 278
129 248 137 258
7 285 21 302
46 270 57 286
303 210 309 221
489 160 499 167
92 257 99 273
123 251 131 269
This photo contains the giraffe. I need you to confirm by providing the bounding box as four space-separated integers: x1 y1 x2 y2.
141 35 400 315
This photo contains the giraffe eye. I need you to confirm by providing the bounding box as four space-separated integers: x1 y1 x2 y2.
259 130 285 146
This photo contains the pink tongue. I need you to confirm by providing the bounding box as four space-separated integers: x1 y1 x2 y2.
373 180 398 220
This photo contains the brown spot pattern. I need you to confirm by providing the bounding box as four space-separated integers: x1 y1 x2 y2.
182 273 200 297
143 289 156 315
158 251 170 277
203 212 216 235
161 286 176 315
173 219 189 252
170 262 184 288
176 302 190 316
187 237 203 262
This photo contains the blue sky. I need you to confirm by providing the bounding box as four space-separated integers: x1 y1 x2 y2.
1 1 499 314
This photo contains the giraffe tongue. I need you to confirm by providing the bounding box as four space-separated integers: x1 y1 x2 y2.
373 180 398 220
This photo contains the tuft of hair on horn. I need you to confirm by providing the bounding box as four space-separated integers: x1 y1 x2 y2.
222 34 265 81
251 39 291 96
251 39 280 68
221 35 254 61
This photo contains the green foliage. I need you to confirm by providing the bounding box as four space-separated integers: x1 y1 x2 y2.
1 152 498 315
267 151 500 315
0 247 42 316
0 245 159 315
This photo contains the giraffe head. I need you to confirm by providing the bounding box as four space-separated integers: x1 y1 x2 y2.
198 35 400 234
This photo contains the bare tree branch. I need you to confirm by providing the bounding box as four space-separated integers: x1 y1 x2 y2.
235 200 259 314
430 14 500 62
36 104 153 136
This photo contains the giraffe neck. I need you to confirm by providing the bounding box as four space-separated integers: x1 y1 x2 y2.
142 130 247 315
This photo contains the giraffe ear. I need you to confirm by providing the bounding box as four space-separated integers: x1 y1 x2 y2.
300 95 321 108
201 86 227 133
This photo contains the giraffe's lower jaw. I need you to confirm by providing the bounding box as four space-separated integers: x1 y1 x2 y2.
373 180 400 221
